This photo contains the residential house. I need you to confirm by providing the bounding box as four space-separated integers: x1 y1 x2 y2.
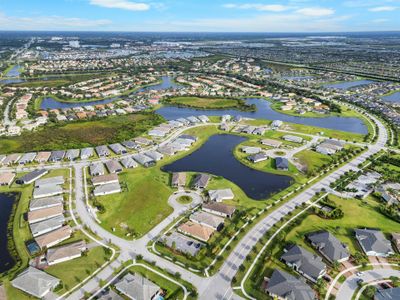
16 169 48 185
280 245 326 283
202 202 236 218
28 205 64 224
0 172 15 186
192 173 210 189
29 195 63 211
49 150 65 162
306 231 350 263
132 153 155 168
375 287 400 300
33 185 63 199
161 231 204 257
80 147 94 160
18 152 37 165
35 225 72 249
11 267 60 298
208 189 234 202
109 143 127 155
90 163 105 176
93 182 121 196
105 160 123 174
120 157 138 169
178 221 215 242
242 146 261 154
190 211 224 231
282 135 303 143
115 273 161 300
248 153 268 163
261 139 282 148
95 145 110 157
92 174 119 186
144 150 164 161
355 228 394 257
46 240 87 265
275 157 289 171
265 269 316 300
35 151 51 163
35 176 65 188
30 215 65 237
171 172 186 188
392 233 400 252
65 149 80 161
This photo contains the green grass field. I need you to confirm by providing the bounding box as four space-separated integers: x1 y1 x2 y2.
294 149 333 173
97 167 174 238
46 246 111 295
164 96 252 110
0 113 163 153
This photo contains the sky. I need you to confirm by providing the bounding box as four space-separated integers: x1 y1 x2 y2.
0 0 399 32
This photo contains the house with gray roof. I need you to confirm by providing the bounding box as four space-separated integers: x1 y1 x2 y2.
109 143 127 155
192 173 210 189
33 185 63 199
187 116 200 123
179 134 197 143
132 153 155 168
208 189 234 202
30 215 65 237
122 140 140 150
46 240 87 266
29 195 63 211
93 182 121 196
276 157 289 171
306 231 350 263
161 231 204 256
18 152 37 165
144 150 164 161
190 211 224 231
49 150 65 162
65 149 80 161
16 169 48 185
265 269 316 300
248 153 268 163
120 157 138 169
105 160 123 174
90 163 105 176
35 176 64 188
202 202 236 218
177 118 190 125
198 115 210 123
158 145 177 156
12 267 60 298
95 145 110 157
97 290 123 300
92 174 119 186
375 287 400 300
282 135 303 143
115 273 161 300
280 245 326 283
355 228 394 257
80 147 94 160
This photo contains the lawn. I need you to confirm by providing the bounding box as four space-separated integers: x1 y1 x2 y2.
0 113 164 153
97 167 174 239
294 149 333 173
46 246 111 295
164 96 254 111
284 195 400 254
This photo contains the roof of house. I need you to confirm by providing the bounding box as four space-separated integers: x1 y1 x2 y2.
93 182 121 195
35 151 51 161
355 228 394 255
28 205 64 223
92 174 119 186
35 176 64 187
190 211 224 229
276 157 289 169
11 267 59 298
65 149 80 159
97 289 124 300
281 245 326 281
161 231 204 256
105 160 123 173
35 226 72 249
261 138 282 147
0 172 15 185
202 202 236 216
172 172 186 186
17 169 48 184
120 157 138 168
90 163 105 175
375 287 400 300
266 269 315 300
33 185 63 199
30 215 65 236
193 173 210 188
46 240 86 264
30 195 63 211
178 221 215 242
307 231 349 262
144 150 163 161
115 273 160 300
208 189 234 202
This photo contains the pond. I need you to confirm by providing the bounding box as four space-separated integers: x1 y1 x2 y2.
5 65 21 77
162 134 293 200
382 91 400 103
0 193 17 274
156 98 368 134
39 76 182 110
323 80 375 90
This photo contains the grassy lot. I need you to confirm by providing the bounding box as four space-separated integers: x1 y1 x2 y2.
294 149 333 173
0 113 163 153
164 96 253 111
46 246 111 295
12 79 70 88
97 167 174 238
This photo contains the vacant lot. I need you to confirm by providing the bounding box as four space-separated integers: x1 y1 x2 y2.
165 96 253 110
0 113 163 153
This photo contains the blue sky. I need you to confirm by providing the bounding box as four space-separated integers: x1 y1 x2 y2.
0 0 399 32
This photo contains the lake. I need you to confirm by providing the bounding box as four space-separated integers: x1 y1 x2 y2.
162 134 293 200
0 193 16 273
5 65 21 77
156 98 368 134
382 91 400 103
39 76 182 109
323 80 375 90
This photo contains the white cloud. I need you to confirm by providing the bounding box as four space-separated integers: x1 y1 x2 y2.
372 18 389 23
223 3 291 12
0 12 112 30
368 6 398 12
89 0 150 11
296 7 335 17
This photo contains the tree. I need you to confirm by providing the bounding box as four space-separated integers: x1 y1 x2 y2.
363 285 377 298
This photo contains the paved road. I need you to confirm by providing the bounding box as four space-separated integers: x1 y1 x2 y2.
336 269 400 300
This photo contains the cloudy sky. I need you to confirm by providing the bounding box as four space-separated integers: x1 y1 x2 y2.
0 0 399 32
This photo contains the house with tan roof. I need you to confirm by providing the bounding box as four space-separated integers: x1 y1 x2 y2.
35 225 72 249
178 221 215 242
28 206 64 224
46 240 87 265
